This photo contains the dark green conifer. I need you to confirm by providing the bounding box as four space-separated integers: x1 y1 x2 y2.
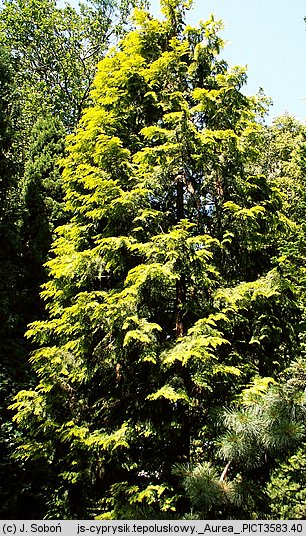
22 115 66 319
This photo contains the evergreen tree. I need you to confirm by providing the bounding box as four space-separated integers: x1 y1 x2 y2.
11 0 300 519
0 0 148 516
22 115 66 320
0 45 32 519
0 47 21 352
267 444 306 519
174 116 306 519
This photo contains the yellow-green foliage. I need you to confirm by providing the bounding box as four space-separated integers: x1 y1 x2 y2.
10 0 303 520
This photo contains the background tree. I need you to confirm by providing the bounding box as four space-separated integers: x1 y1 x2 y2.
0 0 149 130
255 114 306 221
21 115 66 320
0 44 33 519
267 444 306 519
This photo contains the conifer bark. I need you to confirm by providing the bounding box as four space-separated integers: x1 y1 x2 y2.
175 175 186 338
175 173 190 460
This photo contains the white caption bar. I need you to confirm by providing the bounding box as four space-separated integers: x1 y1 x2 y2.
0 521 305 536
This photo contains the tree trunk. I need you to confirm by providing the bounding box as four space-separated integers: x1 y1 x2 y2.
175 176 186 338
175 174 190 459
